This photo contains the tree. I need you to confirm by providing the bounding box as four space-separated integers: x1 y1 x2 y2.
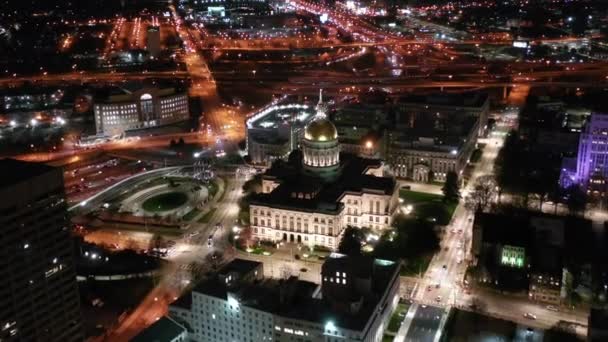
467 175 497 212
372 216 439 262
565 184 587 215
338 226 364 256
442 171 460 203
495 130 523 202
242 173 262 194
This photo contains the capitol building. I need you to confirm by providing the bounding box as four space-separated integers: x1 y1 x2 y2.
249 94 399 249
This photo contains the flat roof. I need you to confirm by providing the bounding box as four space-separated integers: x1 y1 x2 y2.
246 103 315 130
251 153 394 214
398 91 489 109
191 256 399 332
130 316 185 342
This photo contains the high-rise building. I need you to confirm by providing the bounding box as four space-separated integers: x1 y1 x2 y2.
146 26 161 58
561 113 608 195
575 113 608 187
0 159 83 342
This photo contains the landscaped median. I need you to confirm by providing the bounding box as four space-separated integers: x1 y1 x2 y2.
383 302 411 339
399 190 457 225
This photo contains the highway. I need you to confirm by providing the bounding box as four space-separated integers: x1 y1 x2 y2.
68 166 182 214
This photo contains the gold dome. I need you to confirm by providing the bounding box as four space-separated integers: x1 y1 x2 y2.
304 117 337 142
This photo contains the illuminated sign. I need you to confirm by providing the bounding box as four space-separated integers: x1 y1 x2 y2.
208 6 225 17
500 245 525 268
513 40 529 49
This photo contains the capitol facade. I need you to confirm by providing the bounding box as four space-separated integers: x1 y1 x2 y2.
248 93 399 249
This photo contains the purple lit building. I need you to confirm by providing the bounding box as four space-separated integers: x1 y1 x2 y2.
561 113 608 194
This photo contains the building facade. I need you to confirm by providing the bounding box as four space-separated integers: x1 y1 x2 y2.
94 87 189 136
0 159 83 342
387 112 479 183
249 113 398 250
573 113 608 194
168 256 400 342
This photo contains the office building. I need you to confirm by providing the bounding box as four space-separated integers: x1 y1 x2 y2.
167 255 400 342
387 110 479 183
0 159 83 342
131 316 187 342
387 92 488 183
471 211 592 304
561 113 608 197
246 98 318 165
94 87 189 136
146 26 161 58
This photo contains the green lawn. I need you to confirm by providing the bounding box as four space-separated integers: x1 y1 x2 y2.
387 303 410 332
382 334 394 342
218 178 229 202
142 192 188 212
399 190 442 203
400 254 433 277
198 207 217 223
400 190 457 225
470 148 483 163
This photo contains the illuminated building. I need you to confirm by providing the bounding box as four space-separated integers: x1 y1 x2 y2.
387 92 487 182
560 113 608 197
246 102 316 165
131 317 187 342
387 112 479 183
472 212 592 305
249 101 398 249
0 159 83 342
94 87 189 136
167 255 399 342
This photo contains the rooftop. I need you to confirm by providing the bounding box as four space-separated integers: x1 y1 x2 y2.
251 153 394 213
391 114 478 153
475 211 594 270
219 258 261 277
130 316 185 342
246 103 315 130
188 256 399 332
398 91 489 109
0 159 56 188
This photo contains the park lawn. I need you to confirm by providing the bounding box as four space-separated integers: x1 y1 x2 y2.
399 190 442 204
387 303 410 333
400 254 433 277
400 190 457 225
218 178 229 202
470 148 483 163
182 208 201 221
142 192 188 212
198 207 217 223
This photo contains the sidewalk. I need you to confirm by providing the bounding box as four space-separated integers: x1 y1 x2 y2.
393 303 419 342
